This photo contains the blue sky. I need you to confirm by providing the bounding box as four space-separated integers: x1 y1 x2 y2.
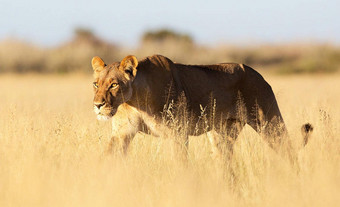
0 0 339 46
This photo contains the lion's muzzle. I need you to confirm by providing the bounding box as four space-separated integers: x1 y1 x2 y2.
94 101 105 110
93 103 117 121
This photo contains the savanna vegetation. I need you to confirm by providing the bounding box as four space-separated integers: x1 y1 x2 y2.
0 28 339 74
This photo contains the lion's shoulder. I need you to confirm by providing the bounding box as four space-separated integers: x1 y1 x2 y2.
139 54 173 65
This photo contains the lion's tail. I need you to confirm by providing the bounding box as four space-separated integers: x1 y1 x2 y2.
301 123 314 146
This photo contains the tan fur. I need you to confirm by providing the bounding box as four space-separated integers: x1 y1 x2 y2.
91 54 312 160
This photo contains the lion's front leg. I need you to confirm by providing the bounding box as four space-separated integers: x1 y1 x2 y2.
107 135 134 156
106 104 142 156
106 127 140 156
140 112 189 161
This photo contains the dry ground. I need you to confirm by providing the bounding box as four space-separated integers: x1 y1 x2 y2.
0 74 339 207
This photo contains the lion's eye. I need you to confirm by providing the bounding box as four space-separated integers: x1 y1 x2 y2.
93 82 98 88
110 83 119 89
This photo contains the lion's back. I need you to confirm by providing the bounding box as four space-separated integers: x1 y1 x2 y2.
136 55 277 117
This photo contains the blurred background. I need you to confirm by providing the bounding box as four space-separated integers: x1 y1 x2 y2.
0 0 339 74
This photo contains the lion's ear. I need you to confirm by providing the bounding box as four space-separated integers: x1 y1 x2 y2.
91 56 106 75
119 55 138 80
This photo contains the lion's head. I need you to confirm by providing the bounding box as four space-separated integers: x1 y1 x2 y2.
91 55 138 120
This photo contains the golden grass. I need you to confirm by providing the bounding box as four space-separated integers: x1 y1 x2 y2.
0 74 339 207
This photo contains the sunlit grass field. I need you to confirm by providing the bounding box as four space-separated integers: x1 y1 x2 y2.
0 74 339 207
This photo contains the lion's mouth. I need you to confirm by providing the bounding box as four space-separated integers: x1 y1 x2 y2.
96 114 111 121
94 107 117 121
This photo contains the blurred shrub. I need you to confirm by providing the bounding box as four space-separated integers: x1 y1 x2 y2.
0 28 120 73
138 28 195 63
142 28 193 44
0 27 339 74
46 28 119 73
0 39 46 73
277 45 340 74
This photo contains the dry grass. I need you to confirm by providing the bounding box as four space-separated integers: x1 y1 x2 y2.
0 74 339 207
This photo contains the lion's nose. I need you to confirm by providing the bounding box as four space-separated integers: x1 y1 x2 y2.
94 102 105 109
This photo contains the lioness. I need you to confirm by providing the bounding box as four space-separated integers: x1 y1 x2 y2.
92 54 312 161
